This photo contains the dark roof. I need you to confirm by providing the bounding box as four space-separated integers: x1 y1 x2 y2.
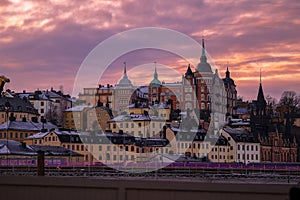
0 121 57 131
0 96 38 115
30 145 83 156
0 139 35 155
185 64 194 77
223 127 259 143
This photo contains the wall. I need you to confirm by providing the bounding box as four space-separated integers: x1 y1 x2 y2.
0 176 295 200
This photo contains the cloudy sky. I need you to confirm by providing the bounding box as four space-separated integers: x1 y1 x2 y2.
1 0 299 101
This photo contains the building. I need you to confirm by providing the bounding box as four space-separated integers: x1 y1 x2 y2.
0 118 57 142
208 135 234 163
221 127 260 164
259 131 297 162
108 113 165 138
17 88 73 126
62 105 93 131
0 139 83 166
0 96 39 125
113 65 136 112
222 67 237 116
24 129 92 163
86 106 113 131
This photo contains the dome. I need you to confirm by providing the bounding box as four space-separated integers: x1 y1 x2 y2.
196 62 212 73
196 38 213 73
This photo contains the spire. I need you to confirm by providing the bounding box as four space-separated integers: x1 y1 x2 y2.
196 36 212 73
154 62 158 79
200 36 207 63
116 61 133 87
185 64 193 77
260 67 262 84
150 62 161 86
226 66 230 78
124 62 127 76
256 69 266 115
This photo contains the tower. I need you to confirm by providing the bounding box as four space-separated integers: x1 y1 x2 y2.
222 66 237 116
114 62 135 112
149 63 162 105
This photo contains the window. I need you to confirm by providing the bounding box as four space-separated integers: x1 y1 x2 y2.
99 146 102 151
41 102 44 106
40 109 44 113
238 144 240 150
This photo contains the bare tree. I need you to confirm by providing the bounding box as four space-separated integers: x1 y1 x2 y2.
266 94 277 114
279 91 300 113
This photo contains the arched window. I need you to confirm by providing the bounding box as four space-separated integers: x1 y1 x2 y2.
201 102 205 110
185 94 191 101
201 94 205 101
185 102 192 110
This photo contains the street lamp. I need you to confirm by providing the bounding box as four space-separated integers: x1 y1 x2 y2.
5 101 11 168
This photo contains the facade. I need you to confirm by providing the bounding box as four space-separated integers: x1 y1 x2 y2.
221 128 261 164
0 119 57 142
108 113 165 138
17 89 72 126
24 130 92 163
259 131 297 162
222 67 237 116
62 105 93 131
0 139 83 166
113 65 136 112
0 96 39 125
86 106 113 131
208 135 234 163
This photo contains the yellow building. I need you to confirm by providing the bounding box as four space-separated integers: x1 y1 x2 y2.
62 105 93 131
108 113 165 138
0 96 39 125
0 119 57 142
166 127 212 160
208 135 234 163
80 132 173 164
24 130 93 163
0 139 83 166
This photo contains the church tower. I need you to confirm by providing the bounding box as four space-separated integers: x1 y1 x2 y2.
149 63 162 105
114 62 135 112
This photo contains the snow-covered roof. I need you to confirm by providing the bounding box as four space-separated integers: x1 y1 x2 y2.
110 114 165 122
0 121 57 131
65 105 93 112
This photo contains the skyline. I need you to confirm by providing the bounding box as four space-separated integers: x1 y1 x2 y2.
1 0 300 101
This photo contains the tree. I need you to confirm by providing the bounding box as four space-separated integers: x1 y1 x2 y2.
265 94 277 114
279 91 300 113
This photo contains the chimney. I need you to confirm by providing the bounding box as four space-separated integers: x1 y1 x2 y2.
31 117 38 123
9 113 16 121
21 142 26 149
22 116 27 122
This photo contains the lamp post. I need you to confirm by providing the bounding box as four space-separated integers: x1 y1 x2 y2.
5 101 11 168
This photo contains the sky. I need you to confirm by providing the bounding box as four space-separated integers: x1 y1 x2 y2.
1 0 300 101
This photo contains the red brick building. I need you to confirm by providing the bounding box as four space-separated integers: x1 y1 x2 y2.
259 132 297 162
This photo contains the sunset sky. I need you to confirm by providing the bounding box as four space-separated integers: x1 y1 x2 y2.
1 0 299 101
